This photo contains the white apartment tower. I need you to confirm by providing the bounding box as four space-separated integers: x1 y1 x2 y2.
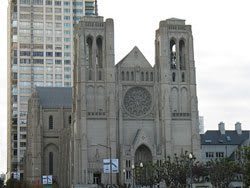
7 0 96 179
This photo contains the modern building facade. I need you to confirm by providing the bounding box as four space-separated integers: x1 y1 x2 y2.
7 0 96 179
201 122 250 163
26 16 201 187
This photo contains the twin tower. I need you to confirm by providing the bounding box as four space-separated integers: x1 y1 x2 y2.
72 16 200 187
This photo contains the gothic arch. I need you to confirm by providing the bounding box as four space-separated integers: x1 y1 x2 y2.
86 35 93 68
43 144 59 176
97 86 105 111
181 87 188 112
179 39 186 70
134 144 152 165
87 86 94 111
96 36 103 68
171 87 178 112
170 38 177 69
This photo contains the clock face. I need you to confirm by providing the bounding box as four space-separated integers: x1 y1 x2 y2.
123 87 152 117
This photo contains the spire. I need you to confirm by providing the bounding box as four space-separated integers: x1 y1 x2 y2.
95 0 98 16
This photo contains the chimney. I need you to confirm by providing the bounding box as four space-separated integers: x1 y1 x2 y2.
218 122 225 134
235 122 242 135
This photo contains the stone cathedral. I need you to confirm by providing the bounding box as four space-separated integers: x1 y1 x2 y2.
25 16 200 188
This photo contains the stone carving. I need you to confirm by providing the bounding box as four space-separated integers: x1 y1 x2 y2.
123 87 152 117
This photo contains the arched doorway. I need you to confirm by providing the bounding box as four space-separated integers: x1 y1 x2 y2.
135 144 152 164
134 145 153 186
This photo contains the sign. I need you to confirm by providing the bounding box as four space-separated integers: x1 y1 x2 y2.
103 159 119 173
13 172 20 180
42 175 53 185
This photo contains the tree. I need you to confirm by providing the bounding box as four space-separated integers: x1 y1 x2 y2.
206 158 241 188
236 146 250 187
156 152 192 188
0 178 4 188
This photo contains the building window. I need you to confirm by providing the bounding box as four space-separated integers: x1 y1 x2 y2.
49 152 53 174
49 115 53 129
206 152 214 158
121 71 124 81
172 72 176 82
216 152 224 158
141 72 144 81
131 72 134 81
181 72 185 82
68 116 71 124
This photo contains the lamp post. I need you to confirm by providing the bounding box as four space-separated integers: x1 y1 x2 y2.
91 144 112 187
131 164 135 188
140 162 143 187
123 169 126 186
189 153 193 188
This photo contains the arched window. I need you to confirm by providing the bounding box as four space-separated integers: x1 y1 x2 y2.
86 36 93 68
131 72 134 81
172 72 176 82
49 152 53 174
126 71 129 81
145 72 149 81
49 115 53 129
96 37 103 68
181 72 185 82
150 72 153 81
98 70 102 80
68 115 71 124
121 71 125 81
179 40 185 70
141 72 144 81
170 39 176 69
88 69 92 80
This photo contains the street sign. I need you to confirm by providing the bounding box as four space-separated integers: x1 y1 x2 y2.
42 175 53 185
13 172 20 180
103 159 119 173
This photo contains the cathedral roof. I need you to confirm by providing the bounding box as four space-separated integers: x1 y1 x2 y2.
117 46 152 68
35 87 72 108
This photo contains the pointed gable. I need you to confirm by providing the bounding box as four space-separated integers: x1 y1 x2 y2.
117 46 152 68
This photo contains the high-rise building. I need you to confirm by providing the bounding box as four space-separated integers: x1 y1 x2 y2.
7 0 96 179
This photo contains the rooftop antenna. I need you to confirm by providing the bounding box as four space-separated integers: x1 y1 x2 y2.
95 0 98 16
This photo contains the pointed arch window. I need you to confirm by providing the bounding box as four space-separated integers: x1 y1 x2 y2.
172 72 176 82
121 71 125 81
86 36 93 68
96 37 103 68
179 40 185 70
170 39 177 69
145 72 149 81
141 72 144 81
131 72 134 81
88 69 92 80
181 72 185 82
126 71 129 81
150 72 153 81
49 115 53 129
49 152 53 174
68 115 71 124
98 70 102 80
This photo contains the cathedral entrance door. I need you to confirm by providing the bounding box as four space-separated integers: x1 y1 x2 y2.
134 145 152 186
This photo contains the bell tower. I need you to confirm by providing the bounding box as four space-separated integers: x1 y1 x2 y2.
72 16 116 186
155 18 200 158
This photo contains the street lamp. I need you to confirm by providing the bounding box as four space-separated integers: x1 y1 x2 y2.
189 153 193 188
131 164 135 188
123 169 126 186
140 162 143 187
91 144 112 187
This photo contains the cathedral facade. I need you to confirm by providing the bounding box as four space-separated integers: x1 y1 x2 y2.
26 16 200 188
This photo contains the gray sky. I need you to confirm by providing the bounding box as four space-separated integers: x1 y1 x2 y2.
1 0 250 173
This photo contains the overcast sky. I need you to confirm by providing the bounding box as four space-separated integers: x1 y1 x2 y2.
0 0 250 173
